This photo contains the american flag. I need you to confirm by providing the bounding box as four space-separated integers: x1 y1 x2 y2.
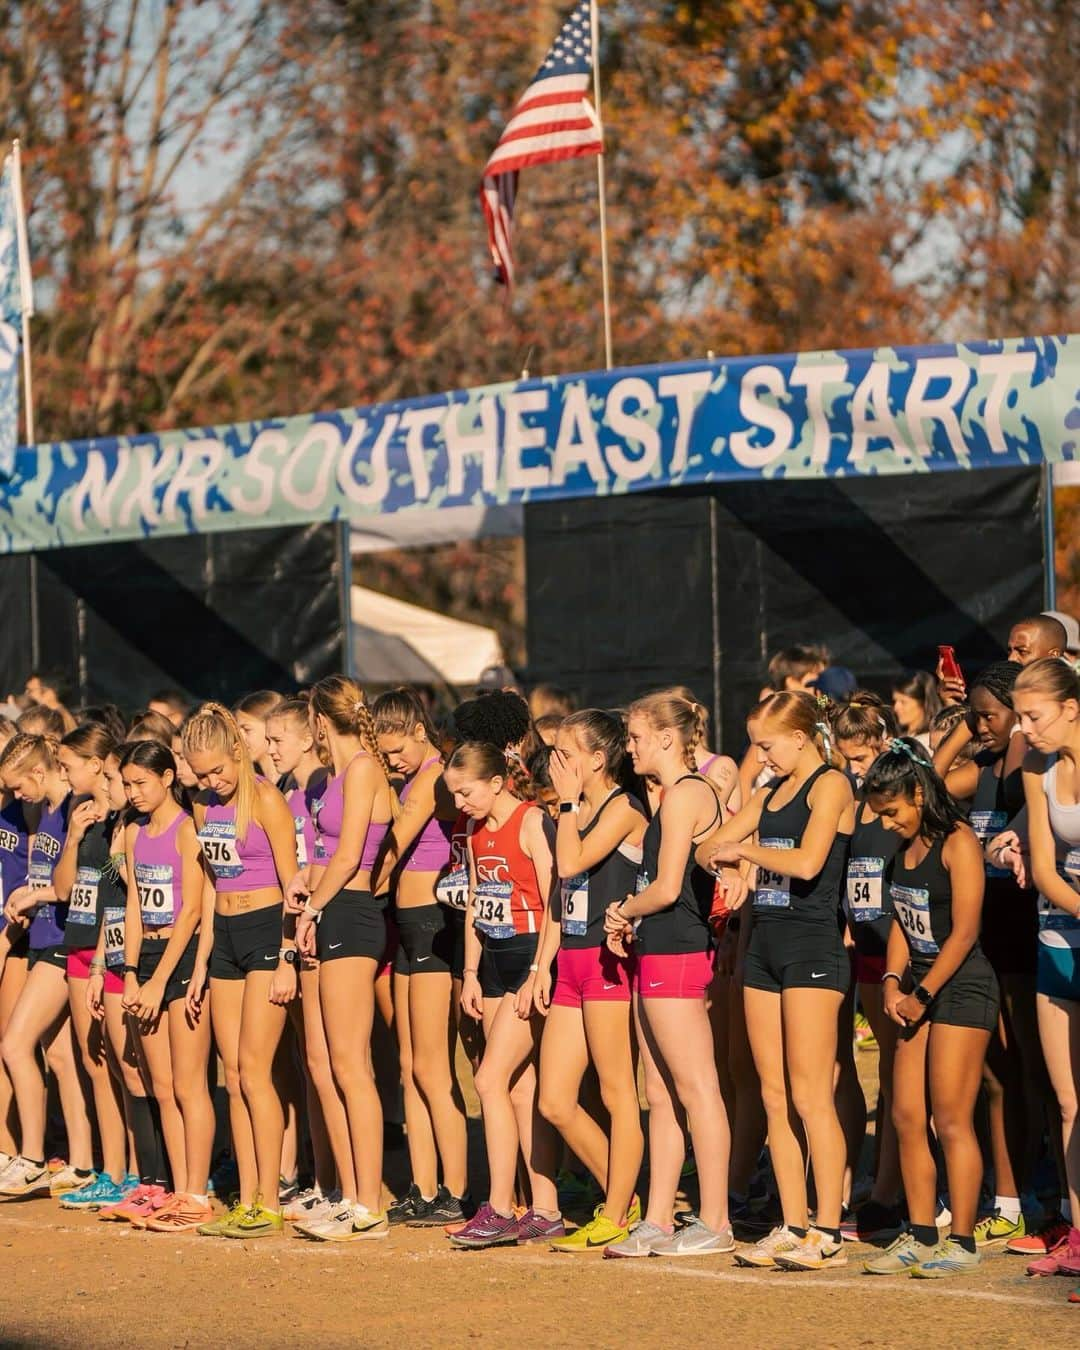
480 0 604 288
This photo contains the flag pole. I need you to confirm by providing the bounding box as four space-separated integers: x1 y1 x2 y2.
11 140 34 445
589 0 613 371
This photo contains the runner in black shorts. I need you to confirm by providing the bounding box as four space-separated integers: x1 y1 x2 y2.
699 689 854 1272
863 737 998 1279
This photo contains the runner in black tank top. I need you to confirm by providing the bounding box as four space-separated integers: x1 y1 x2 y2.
864 737 997 1279
532 711 647 1251
934 660 1045 1251
696 690 854 1272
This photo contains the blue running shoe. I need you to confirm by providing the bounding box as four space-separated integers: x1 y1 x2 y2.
60 1173 138 1210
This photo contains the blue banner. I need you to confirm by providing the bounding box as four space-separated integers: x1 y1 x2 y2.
1 334 1077 553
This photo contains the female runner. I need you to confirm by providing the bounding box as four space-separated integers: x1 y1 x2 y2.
264 697 342 1224
115 741 216 1232
1011 658 1080 1284
0 733 93 1199
530 709 646 1252
235 691 283 784
603 692 734 1259
934 662 1046 1248
699 690 853 1271
372 688 469 1228
862 738 998 1278
832 694 904 1240
443 742 563 1249
0 718 31 1175
51 726 131 1209
184 704 298 1239
290 677 396 1242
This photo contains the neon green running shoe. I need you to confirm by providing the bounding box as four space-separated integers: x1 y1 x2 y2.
220 1202 285 1239
974 1209 1025 1249
551 1207 630 1253
197 1199 248 1237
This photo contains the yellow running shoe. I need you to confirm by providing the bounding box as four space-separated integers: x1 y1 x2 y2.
220 1202 285 1239
551 1207 629 1253
197 1199 247 1237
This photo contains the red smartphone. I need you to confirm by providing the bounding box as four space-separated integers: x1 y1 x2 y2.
938 645 964 683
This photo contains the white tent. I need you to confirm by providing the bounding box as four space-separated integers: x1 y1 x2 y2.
350 585 504 688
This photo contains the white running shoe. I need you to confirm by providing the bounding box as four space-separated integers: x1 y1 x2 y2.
304 1203 389 1242
733 1225 800 1268
48 1165 93 1195
773 1227 848 1271
0 1157 51 1198
284 1186 340 1224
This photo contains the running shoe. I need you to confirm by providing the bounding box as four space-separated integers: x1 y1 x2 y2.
863 1231 936 1275
909 1238 981 1279
603 1220 672 1260
406 1186 469 1228
935 1199 952 1229
387 1183 424 1226
774 1228 848 1271
127 1189 175 1230
196 1199 248 1236
853 1011 876 1050
840 1200 904 1244
305 1203 389 1243
146 1193 215 1233
0 1152 13 1179
1026 1229 1080 1278
448 1202 521 1249
550 1207 630 1253
48 1165 94 1196
652 1219 735 1257
733 1225 800 1268
278 1176 299 1205
1009 1215 1071 1257
60 1173 137 1210
0 1157 51 1198
220 1202 285 1239
99 1182 168 1223
974 1209 1025 1249
283 1186 339 1224
516 1209 565 1244
556 1169 598 1210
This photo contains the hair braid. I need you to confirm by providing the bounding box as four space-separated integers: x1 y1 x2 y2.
354 697 395 783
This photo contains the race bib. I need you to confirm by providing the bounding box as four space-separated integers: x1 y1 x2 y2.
560 873 589 937
846 856 884 923
1041 851 1080 933
474 879 514 939
970 809 1010 878
755 838 794 910
28 859 52 891
67 865 100 925
198 821 242 879
136 862 176 927
294 818 308 868
435 866 469 911
890 882 938 955
103 906 126 969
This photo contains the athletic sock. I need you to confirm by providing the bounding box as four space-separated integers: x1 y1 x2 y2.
533 1208 561 1221
789 1226 807 1239
911 1224 937 1247
189 1193 210 1207
73 1167 93 1179
995 1194 1021 1223
818 1227 841 1245
952 1233 976 1254
129 1096 168 1186
23 1158 44 1169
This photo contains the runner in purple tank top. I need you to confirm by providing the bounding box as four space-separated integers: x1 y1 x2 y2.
372 688 468 1228
117 739 216 1232
184 703 299 1240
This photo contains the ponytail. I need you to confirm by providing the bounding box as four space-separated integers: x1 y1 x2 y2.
862 736 964 842
181 702 257 841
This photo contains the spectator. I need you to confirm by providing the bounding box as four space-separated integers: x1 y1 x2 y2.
1006 614 1066 666
1041 609 1080 660
763 646 828 698
891 671 941 746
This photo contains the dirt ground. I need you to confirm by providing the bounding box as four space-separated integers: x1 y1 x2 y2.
1 1046 1076 1347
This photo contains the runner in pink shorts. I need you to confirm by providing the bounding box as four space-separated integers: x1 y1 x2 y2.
528 711 647 1253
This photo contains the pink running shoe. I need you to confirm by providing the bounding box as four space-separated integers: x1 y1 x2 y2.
515 1208 566 1244
1009 1215 1070 1257
1026 1228 1080 1278
99 1183 168 1225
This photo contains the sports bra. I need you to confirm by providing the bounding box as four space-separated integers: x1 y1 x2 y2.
198 798 279 893
64 812 126 950
133 811 187 928
636 775 721 957
399 758 454 873
887 831 987 973
844 798 900 928
288 773 327 871
312 754 392 872
754 765 849 924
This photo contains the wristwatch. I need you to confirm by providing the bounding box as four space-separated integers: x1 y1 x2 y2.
912 983 933 1008
559 801 579 815
278 948 299 967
